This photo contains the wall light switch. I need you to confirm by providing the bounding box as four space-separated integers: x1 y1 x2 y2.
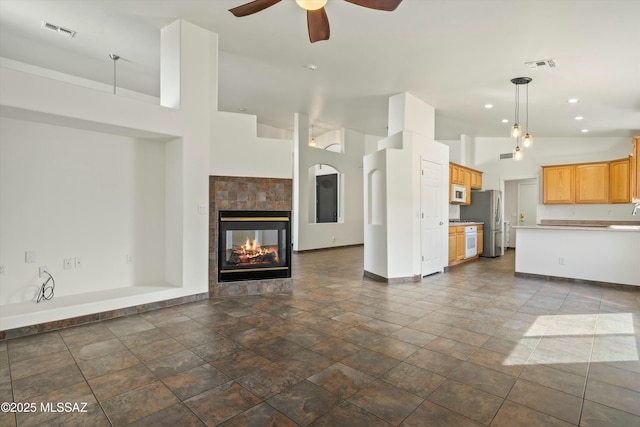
197 204 208 214
0 264 6 275
25 250 36 263
74 257 82 269
63 258 73 270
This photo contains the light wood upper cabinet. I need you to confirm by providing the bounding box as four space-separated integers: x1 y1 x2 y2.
610 157 631 204
632 136 640 202
449 163 483 205
470 171 482 189
575 162 610 204
543 165 575 204
463 169 472 204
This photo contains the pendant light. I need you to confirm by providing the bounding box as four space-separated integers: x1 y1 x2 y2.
309 125 317 147
522 82 533 148
510 77 532 160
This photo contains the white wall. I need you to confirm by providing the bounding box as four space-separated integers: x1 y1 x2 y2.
0 118 167 304
293 114 365 251
473 136 637 221
211 112 292 178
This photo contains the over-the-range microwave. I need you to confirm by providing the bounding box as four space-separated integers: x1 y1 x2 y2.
451 184 467 203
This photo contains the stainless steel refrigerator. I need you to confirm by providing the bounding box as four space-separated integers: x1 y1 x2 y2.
460 190 502 257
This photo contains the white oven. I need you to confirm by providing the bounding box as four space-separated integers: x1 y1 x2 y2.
451 184 466 203
464 225 477 258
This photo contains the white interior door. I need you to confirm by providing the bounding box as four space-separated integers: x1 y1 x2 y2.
516 182 538 247
421 159 443 276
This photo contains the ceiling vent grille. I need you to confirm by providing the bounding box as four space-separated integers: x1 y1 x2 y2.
41 21 76 38
525 58 558 70
500 153 514 160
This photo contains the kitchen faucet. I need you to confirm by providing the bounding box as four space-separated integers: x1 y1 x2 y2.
633 202 640 216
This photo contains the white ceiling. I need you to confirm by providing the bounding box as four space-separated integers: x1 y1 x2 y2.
1 0 638 140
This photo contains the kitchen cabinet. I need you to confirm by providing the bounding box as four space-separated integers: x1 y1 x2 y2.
448 228 456 263
610 157 631 204
543 165 575 204
448 224 481 266
632 136 640 202
477 225 484 255
456 227 465 260
470 171 482 190
449 163 483 205
575 162 609 204
463 169 472 204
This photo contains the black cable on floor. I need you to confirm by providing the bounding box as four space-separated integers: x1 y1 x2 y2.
37 271 55 303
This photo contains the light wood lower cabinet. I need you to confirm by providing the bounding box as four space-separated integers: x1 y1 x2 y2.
449 224 482 266
478 228 484 255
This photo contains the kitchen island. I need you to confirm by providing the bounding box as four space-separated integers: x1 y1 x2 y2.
514 224 640 287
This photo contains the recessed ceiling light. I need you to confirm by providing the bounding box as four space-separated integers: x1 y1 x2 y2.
567 98 580 104
574 116 584 121
238 107 246 112
484 104 493 109
581 129 589 133
501 119 509 123
305 64 318 71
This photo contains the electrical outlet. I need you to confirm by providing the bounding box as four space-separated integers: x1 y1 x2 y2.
126 254 133 264
74 257 82 269
0 264 6 276
39 266 48 278
559 256 566 265
63 258 73 270
25 250 36 263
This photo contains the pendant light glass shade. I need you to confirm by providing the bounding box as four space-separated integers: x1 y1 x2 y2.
522 133 533 148
511 124 521 138
513 145 523 161
296 0 327 10
308 125 316 147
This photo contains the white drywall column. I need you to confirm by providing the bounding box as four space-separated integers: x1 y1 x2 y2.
160 20 214 290
364 93 448 280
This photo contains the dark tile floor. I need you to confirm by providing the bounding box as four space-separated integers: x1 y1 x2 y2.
1 247 639 426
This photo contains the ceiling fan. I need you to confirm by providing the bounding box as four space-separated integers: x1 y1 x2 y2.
229 0 403 43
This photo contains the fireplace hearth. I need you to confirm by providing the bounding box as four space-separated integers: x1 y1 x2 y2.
218 210 291 282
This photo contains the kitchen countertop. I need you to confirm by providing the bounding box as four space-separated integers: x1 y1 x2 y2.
448 222 484 226
514 219 640 232
514 225 640 232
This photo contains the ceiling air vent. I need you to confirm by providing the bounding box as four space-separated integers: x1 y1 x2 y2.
41 21 76 38
500 153 514 160
525 58 558 70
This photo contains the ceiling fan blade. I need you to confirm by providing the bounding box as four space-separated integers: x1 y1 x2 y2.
344 0 403 11
307 8 330 43
229 0 282 17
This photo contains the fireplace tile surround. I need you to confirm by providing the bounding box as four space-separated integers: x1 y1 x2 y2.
209 176 293 296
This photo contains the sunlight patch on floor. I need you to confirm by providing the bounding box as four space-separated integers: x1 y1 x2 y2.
503 313 638 365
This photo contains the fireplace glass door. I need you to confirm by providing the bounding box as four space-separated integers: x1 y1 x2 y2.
218 211 291 282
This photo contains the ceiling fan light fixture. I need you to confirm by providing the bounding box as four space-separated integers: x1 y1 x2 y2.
296 0 327 10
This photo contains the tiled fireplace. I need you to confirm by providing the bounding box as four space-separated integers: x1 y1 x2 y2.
209 176 293 296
